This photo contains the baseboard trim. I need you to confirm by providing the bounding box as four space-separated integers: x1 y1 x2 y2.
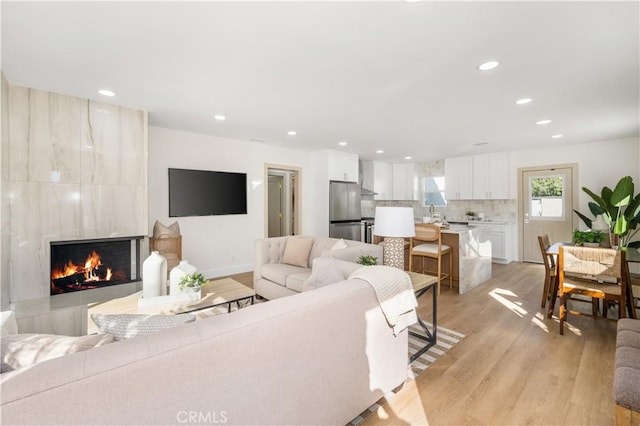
201 263 253 279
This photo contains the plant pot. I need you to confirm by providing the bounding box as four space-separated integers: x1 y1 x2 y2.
584 242 600 248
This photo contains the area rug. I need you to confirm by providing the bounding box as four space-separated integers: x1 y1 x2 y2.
347 322 465 426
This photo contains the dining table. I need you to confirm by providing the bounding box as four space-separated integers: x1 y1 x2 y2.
546 242 637 319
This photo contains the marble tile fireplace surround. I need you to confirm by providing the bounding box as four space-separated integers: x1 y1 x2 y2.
2 79 149 335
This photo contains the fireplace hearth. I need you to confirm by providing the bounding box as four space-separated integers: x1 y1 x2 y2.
50 237 142 295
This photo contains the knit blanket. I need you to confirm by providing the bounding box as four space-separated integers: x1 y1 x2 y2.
349 266 418 336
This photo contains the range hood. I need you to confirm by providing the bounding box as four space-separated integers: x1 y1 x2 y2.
361 186 377 196
358 160 377 196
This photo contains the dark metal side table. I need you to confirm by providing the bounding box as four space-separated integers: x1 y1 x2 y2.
406 271 439 363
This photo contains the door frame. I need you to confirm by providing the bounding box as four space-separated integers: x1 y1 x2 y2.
264 164 302 238
517 163 578 262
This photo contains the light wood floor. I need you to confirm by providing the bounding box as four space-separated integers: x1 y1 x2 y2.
231 262 623 426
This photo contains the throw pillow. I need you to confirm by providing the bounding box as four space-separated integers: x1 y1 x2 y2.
331 238 348 250
302 258 348 292
0 311 18 337
153 220 181 238
91 313 196 340
282 237 314 268
1 333 116 373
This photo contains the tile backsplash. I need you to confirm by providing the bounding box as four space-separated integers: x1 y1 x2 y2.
364 198 517 222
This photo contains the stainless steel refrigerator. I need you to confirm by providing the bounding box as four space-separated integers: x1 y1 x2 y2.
329 181 362 241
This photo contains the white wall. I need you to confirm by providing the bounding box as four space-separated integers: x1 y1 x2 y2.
148 126 312 278
509 136 640 259
510 137 639 215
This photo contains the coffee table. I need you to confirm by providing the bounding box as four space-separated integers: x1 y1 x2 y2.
89 278 255 321
153 278 255 315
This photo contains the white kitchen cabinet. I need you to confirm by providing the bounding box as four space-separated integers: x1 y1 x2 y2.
372 161 392 200
391 163 418 200
470 222 514 264
328 151 359 182
445 156 473 200
472 152 510 199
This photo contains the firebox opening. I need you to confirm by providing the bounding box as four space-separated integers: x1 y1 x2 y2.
50 238 139 295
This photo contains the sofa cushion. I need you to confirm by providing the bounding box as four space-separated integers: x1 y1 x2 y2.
261 263 309 287
1 311 18 337
1 333 116 373
286 272 312 293
91 313 196 340
282 237 314 268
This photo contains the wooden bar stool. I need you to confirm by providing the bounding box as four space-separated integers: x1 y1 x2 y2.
409 224 452 295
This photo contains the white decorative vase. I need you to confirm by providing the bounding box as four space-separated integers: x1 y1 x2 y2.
169 260 198 295
143 251 167 298
591 214 610 247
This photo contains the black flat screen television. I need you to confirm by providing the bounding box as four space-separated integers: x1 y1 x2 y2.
168 168 247 217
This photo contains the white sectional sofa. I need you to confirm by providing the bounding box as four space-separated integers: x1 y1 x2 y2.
254 235 383 300
0 275 409 425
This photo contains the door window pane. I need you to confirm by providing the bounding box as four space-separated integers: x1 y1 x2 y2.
529 176 564 218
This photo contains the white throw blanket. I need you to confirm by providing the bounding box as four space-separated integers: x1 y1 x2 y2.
349 266 418 336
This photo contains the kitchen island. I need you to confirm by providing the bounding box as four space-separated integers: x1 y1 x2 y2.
442 225 492 294
409 224 492 294
377 224 492 294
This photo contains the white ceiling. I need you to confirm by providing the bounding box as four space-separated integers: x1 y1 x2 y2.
2 1 639 163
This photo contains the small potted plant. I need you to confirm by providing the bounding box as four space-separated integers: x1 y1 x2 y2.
178 272 208 293
572 230 606 247
357 255 378 266
466 210 477 221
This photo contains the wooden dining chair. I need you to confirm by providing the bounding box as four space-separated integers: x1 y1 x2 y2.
555 245 627 335
409 223 452 295
537 235 556 309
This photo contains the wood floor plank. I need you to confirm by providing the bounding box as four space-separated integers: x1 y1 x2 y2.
359 261 620 426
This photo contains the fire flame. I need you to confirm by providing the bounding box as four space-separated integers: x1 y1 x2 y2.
51 250 113 283
51 260 79 279
83 250 103 282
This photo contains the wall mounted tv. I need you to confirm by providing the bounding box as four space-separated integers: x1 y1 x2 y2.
168 168 247 217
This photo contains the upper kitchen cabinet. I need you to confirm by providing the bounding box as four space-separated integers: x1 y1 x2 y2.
392 163 418 200
372 161 392 200
445 156 473 200
328 151 359 182
472 152 510 199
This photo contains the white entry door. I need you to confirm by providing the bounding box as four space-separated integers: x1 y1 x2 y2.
521 166 576 262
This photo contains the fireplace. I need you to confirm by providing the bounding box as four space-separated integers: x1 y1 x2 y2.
50 237 142 295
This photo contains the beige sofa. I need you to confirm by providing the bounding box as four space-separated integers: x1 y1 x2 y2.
0 276 408 425
254 235 383 300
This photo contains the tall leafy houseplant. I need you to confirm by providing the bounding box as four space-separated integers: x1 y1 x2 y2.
573 176 640 248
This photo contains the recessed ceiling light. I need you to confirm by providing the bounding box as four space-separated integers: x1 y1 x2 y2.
338 141 347 146
98 89 115 97
214 115 226 121
404 156 412 160
515 98 533 105
552 134 564 139
288 131 297 136
536 119 552 125
477 60 500 71
376 150 384 154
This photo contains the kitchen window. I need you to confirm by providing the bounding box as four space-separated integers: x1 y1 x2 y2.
422 176 447 207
